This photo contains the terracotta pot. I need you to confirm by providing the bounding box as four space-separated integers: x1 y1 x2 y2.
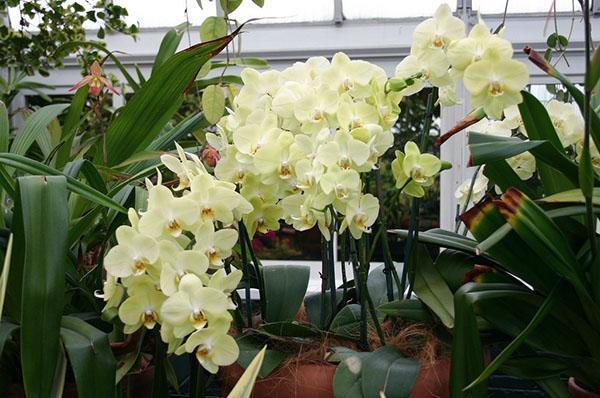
221 362 336 398
569 378 600 398
410 357 450 398
220 356 451 398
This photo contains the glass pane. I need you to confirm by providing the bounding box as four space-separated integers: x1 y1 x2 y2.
229 0 334 23
114 0 216 28
472 0 576 14
342 0 457 19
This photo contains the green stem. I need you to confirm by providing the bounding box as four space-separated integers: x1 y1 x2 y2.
320 235 328 329
241 223 266 319
358 237 386 346
341 230 348 299
349 237 368 350
189 355 209 398
375 168 395 301
328 207 338 322
238 222 253 328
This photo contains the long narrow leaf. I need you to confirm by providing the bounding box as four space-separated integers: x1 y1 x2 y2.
0 153 125 213
152 22 189 75
464 283 561 391
227 346 266 398
104 30 239 165
0 101 8 153
0 234 12 320
9 104 69 157
55 86 89 169
60 316 116 398
17 176 68 398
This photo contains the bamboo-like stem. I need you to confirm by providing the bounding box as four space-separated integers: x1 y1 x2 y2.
358 237 386 346
238 222 253 328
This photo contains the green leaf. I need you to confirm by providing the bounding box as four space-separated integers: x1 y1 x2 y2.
227 346 266 398
367 263 402 307
536 377 570 398
468 133 544 165
259 321 321 338
411 244 455 328
586 46 600 91
104 31 236 166
303 288 344 327
0 235 12 320
220 0 242 13
55 86 89 169
333 354 364 398
389 228 478 254
329 304 362 340
236 334 287 377
376 299 433 322
202 84 225 125
262 264 310 322
434 249 478 293
451 283 492 398
518 91 574 194
9 104 69 157
0 101 9 153
464 284 561 391
482 160 536 198
252 0 264 6
153 22 189 76
0 154 126 213
200 17 227 42
361 346 420 398
541 188 600 206
60 316 116 398
16 176 68 398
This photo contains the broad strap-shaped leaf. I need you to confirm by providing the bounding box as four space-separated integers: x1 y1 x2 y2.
496 188 600 329
389 228 478 254
360 345 420 398
451 283 526 398
55 86 89 169
376 299 434 322
464 283 561 391
236 334 287 378
15 176 68 398
227 346 266 398
152 22 189 75
460 199 559 294
482 159 536 198
0 101 8 153
105 30 239 165
0 153 125 213
9 104 69 157
411 244 454 328
541 188 600 206
468 133 544 165
261 264 310 322
0 234 12 320
60 316 116 398
518 91 574 194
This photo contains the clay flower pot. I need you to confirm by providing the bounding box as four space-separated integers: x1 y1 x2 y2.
221 362 337 398
220 356 451 398
569 378 600 398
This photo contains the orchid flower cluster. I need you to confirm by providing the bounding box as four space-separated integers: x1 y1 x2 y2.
208 52 405 240
101 145 253 373
392 3 529 120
